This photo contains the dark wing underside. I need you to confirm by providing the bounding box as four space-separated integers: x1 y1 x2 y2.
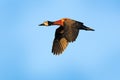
64 20 81 42
64 26 79 42
52 26 68 55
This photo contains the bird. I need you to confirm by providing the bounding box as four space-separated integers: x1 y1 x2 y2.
39 18 95 55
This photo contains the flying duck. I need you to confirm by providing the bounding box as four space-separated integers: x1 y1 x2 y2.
39 18 95 55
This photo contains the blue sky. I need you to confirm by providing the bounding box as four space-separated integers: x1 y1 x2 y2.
0 0 120 80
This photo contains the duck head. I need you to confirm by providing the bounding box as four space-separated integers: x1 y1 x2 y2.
39 21 53 26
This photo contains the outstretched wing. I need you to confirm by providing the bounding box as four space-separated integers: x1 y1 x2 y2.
52 26 68 55
64 19 82 42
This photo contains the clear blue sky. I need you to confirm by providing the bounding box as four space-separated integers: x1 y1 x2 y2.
0 0 120 80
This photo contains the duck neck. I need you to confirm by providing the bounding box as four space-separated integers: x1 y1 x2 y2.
48 21 54 26
53 20 63 26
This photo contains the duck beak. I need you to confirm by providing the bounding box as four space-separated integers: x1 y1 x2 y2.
38 23 44 26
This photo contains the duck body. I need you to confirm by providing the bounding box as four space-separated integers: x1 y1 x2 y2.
39 18 95 55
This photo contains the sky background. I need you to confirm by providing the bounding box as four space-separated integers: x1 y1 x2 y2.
0 0 120 80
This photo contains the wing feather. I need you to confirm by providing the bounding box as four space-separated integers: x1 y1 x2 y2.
52 26 68 55
64 19 80 42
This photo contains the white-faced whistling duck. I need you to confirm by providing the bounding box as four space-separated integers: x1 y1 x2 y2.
39 18 95 55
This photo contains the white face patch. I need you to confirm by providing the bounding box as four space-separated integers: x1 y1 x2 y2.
43 21 49 26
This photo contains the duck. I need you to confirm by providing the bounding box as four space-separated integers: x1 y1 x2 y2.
39 18 95 55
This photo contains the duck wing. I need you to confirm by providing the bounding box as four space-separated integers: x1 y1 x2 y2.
52 26 68 55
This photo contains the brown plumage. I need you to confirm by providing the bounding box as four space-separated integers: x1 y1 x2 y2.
39 18 95 55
